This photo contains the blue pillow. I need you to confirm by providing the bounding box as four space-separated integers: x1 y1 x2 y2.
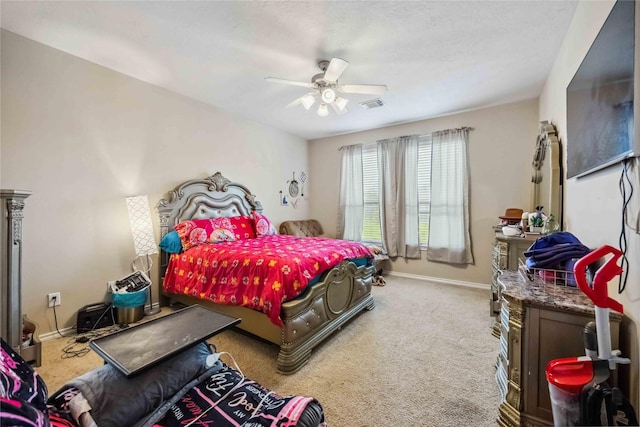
159 231 183 253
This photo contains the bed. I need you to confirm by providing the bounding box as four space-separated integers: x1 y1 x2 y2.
156 172 376 374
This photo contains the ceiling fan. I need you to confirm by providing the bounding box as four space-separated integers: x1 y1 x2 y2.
265 58 387 117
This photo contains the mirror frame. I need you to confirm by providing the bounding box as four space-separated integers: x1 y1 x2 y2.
530 121 563 227
288 172 299 198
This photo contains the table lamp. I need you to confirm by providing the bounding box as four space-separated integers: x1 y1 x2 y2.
126 195 159 315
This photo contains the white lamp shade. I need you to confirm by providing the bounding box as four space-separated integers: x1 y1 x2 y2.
334 96 349 111
126 195 158 256
301 93 316 110
317 103 329 117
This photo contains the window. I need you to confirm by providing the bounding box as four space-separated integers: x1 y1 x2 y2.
340 129 471 263
361 135 432 245
417 137 431 245
361 144 381 242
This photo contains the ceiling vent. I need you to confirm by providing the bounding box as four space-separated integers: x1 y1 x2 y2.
359 98 384 110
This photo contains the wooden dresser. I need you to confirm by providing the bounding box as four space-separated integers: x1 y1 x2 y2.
496 270 622 427
491 233 537 337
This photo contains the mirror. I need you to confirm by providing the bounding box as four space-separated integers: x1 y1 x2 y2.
530 121 563 227
289 172 299 198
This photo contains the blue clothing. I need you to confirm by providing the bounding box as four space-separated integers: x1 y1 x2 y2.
524 232 591 269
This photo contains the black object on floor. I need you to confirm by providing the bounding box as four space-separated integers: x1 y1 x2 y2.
76 303 115 333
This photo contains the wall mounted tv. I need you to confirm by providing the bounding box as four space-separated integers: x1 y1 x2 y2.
567 0 639 179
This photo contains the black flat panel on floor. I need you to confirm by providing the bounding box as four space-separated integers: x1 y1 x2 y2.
89 305 240 377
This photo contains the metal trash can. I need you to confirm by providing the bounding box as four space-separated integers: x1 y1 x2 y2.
112 287 148 324
115 305 145 324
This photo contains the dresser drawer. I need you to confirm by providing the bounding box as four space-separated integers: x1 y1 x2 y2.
495 357 508 400
500 300 510 329
492 242 508 270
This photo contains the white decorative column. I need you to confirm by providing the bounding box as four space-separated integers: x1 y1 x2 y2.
1 190 31 352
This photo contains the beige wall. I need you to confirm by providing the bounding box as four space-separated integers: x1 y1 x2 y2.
539 0 639 409
308 99 539 286
1 31 310 335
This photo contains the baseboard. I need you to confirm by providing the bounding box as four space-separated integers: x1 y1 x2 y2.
39 327 76 342
38 302 161 342
386 271 489 290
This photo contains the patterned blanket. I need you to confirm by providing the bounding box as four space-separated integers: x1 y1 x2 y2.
163 234 373 326
155 363 325 427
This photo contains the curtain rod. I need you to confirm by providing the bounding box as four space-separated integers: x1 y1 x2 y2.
433 126 475 134
337 127 474 151
337 143 363 151
337 134 419 151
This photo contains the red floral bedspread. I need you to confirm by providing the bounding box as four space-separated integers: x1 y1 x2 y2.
163 234 373 326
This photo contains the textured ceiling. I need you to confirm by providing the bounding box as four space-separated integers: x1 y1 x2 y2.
1 1 579 140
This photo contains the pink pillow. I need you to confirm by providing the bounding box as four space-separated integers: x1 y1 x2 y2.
252 211 276 237
227 215 256 240
174 218 236 250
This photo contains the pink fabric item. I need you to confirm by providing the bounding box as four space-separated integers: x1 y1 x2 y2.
174 216 255 250
227 215 256 240
252 211 275 237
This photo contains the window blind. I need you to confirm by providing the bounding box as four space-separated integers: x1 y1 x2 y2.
417 136 432 245
360 135 432 246
361 144 381 242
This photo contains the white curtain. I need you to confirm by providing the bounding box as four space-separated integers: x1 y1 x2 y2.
427 128 474 264
377 135 421 259
337 144 364 241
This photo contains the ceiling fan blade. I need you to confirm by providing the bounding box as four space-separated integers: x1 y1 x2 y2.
323 58 349 82
330 102 349 115
265 77 315 89
338 84 387 95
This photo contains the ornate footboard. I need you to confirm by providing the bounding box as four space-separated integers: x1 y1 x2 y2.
164 260 375 374
278 260 375 374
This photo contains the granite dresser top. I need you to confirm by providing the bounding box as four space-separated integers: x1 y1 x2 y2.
498 269 623 319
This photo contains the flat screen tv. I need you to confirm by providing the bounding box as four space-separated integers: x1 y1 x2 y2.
567 0 639 179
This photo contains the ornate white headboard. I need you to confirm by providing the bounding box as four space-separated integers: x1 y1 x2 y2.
156 172 264 273
156 171 263 238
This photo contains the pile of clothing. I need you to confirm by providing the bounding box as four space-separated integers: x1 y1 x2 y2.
524 231 591 286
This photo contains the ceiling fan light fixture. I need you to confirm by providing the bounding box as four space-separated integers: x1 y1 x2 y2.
301 93 316 110
334 96 348 111
321 88 336 104
317 103 329 117
266 58 386 117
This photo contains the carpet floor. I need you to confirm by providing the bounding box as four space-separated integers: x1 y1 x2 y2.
36 275 502 426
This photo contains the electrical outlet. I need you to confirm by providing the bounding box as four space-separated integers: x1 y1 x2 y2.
47 292 61 307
